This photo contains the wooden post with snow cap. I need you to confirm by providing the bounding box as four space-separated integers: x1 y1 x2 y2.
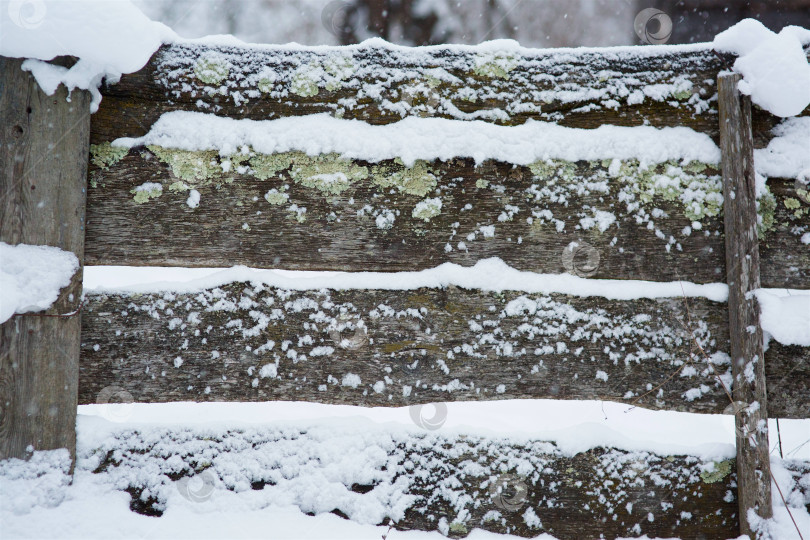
717 71 773 535
0 57 91 470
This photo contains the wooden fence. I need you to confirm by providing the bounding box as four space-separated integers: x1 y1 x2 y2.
1 42 809 539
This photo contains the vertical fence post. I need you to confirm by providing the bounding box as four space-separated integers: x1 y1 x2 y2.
717 72 773 536
0 58 90 470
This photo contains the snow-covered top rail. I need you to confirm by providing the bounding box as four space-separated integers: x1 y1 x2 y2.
94 41 734 141
92 39 810 150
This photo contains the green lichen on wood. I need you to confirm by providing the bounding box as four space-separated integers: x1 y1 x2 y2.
257 70 278 93
194 56 229 85
90 142 128 170
252 152 367 195
611 159 723 223
783 197 810 220
290 64 321 97
292 154 367 195
258 77 275 93
473 53 517 79
130 183 163 204
148 146 220 183
373 159 437 197
412 197 443 222
756 188 777 236
448 522 468 535
529 160 578 184
700 459 733 483
322 55 354 91
264 188 289 205
249 153 294 180
672 89 693 100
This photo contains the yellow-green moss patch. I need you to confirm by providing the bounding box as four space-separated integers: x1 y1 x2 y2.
131 182 163 204
473 54 517 79
700 459 733 483
264 188 289 205
149 146 220 183
290 64 321 97
194 56 229 86
412 197 443 221
374 159 437 197
90 142 128 170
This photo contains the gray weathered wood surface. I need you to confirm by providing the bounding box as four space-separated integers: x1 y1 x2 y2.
90 43 808 147
78 284 810 418
0 58 90 466
718 72 772 533
83 147 810 288
90 425 746 539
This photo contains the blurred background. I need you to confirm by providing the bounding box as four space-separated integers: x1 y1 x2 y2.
134 0 810 47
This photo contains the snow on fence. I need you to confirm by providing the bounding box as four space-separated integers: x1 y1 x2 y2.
2 41 810 539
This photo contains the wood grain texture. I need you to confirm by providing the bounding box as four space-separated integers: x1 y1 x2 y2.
90 43 808 148
77 283 810 418
89 425 744 539
83 148 809 288
90 43 728 146
718 72 772 533
0 58 90 466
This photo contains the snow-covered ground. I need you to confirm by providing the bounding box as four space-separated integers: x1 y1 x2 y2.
1 399 808 539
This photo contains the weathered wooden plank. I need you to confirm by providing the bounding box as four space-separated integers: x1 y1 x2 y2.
718 72 772 533
90 43 727 147
0 58 90 466
83 146 809 288
77 283 810 418
87 425 744 539
760 177 810 288
90 43 808 148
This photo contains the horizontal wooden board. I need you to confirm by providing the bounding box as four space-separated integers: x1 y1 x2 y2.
91 44 810 148
84 145 810 288
91 44 727 143
79 284 809 418
88 424 752 539
91 43 809 148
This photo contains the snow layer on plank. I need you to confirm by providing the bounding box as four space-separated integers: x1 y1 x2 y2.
756 289 810 347
75 400 810 460
83 258 728 301
0 0 175 111
184 34 714 57
114 112 722 166
714 20 810 117
0 242 79 324
754 117 810 182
